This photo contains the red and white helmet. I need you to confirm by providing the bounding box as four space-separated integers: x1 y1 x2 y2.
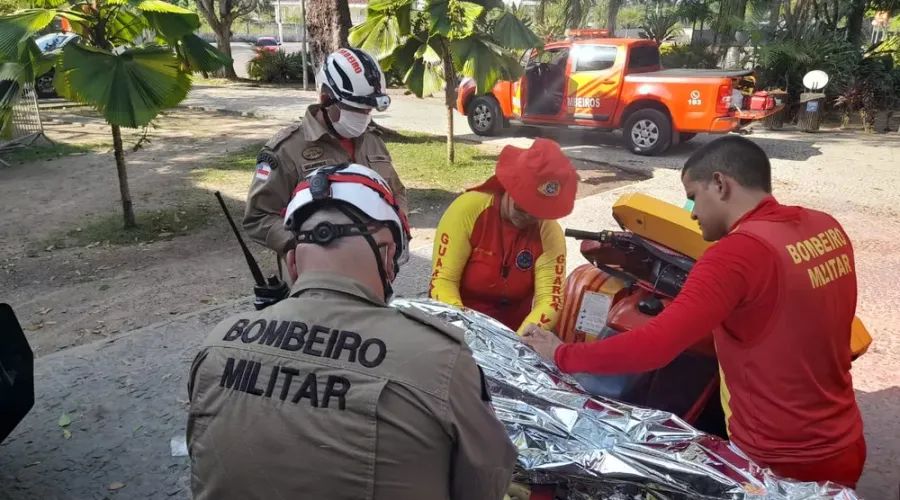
284 163 410 265
315 48 391 112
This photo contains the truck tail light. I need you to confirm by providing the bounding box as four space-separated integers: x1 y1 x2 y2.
716 84 732 114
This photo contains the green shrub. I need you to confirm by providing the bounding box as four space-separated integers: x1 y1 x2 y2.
247 49 314 83
660 43 719 69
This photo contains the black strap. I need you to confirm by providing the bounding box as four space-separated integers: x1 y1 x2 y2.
294 221 379 245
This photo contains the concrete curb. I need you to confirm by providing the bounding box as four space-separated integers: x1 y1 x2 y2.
181 104 264 120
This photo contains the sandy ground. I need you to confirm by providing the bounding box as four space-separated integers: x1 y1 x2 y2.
0 108 284 357
0 106 638 357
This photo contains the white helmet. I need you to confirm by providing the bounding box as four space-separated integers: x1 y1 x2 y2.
315 48 391 112
284 163 411 266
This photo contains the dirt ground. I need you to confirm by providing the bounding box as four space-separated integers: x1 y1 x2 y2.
0 107 639 356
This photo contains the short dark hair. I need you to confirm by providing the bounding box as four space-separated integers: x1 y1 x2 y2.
681 136 772 193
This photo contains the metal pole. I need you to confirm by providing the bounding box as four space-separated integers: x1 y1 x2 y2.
276 0 284 45
301 0 308 90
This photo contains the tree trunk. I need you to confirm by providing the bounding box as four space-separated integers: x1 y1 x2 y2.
440 45 457 164
110 125 136 229
215 25 238 80
307 0 352 70
845 0 866 46
606 0 622 36
715 0 749 45
446 105 454 164
768 0 781 37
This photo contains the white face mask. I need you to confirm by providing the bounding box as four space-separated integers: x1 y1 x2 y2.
332 109 371 138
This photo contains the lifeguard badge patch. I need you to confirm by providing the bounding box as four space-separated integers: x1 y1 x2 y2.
516 249 535 270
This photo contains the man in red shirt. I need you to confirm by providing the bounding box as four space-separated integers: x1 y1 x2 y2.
523 136 866 488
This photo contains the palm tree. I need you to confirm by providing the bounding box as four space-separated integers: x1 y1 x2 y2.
0 1 229 228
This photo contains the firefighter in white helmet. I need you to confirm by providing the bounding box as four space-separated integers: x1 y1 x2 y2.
189 164 516 500
243 48 408 263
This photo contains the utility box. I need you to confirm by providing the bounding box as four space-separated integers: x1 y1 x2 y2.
798 92 826 132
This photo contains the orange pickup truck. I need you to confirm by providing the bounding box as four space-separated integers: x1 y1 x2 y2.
456 31 781 156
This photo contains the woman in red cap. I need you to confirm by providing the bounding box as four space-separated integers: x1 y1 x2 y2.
429 138 579 334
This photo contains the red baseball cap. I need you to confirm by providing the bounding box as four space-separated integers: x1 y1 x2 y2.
471 138 578 219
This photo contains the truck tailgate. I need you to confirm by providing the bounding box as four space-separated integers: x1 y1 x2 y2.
735 105 785 120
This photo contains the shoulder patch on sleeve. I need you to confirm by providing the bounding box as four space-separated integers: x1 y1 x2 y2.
393 302 467 345
257 149 279 170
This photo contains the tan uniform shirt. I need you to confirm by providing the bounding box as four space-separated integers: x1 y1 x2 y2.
187 273 516 500
242 105 408 254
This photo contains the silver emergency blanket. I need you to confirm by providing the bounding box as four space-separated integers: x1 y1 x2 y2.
391 298 860 500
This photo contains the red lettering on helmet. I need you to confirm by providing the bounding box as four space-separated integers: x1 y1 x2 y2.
339 49 363 74
539 314 551 324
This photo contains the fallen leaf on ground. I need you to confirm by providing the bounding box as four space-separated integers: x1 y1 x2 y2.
58 413 72 427
62 429 71 439
108 482 125 491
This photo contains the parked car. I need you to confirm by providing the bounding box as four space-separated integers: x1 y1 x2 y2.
253 37 281 53
33 32 80 98
456 29 783 156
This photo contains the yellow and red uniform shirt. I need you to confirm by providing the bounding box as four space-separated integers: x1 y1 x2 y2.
430 190 566 334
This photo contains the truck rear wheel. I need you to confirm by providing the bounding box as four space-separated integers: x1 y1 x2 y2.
467 96 502 136
623 109 672 156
